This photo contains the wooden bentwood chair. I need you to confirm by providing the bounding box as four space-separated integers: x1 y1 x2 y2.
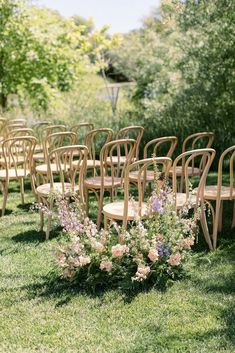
35 131 77 184
103 157 172 230
169 132 214 192
34 145 88 240
106 126 144 166
81 128 114 174
33 124 66 165
200 145 235 249
70 123 94 144
0 136 36 215
171 148 216 250
84 139 137 229
129 136 177 185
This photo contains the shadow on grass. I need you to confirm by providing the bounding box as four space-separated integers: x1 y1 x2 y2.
12 227 62 243
23 267 173 308
17 203 33 211
0 209 13 216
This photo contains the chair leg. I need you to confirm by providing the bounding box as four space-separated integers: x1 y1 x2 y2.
84 187 89 216
1 182 9 216
218 200 223 233
19 178 25 204
46 200 53 240
97 191 103 230
104 215 109 231
38 198 44 231
232 201 235 229
200 205 213 250
212 199 221 250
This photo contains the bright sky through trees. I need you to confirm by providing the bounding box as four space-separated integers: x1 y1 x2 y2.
38 0 160 34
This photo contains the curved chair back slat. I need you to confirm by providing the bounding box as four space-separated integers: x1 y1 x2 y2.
117 126 144 160
144 136 178 159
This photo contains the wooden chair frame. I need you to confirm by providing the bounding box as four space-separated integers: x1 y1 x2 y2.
172 148 216 250
35 145 88 239
70 123 94 143
103 156 172 230
84 139 136 229
117 125 144 160
202 145 235 249
33 124 66 165
0 136 36 215
35 131 77 184
84 128 114 175
171 132 214 192
129 136 177 186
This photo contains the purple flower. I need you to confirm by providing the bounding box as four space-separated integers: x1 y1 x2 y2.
157 243 170 257
151 195 164 214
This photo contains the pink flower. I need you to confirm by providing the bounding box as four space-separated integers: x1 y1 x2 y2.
79 256 91 267
167 253 182 266
111 244 129 258
71 239 80 253
180 238 194 249
132 265 151 281
148 248 159 262
100 260 113 272
63 268 73 278
93 241 104 253
57 253 66 267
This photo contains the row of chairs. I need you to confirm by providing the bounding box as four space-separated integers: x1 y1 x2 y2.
0 119 234 249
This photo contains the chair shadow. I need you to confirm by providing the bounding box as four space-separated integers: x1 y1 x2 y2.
12 227 62 243
0 209 13 216
17 203 33 211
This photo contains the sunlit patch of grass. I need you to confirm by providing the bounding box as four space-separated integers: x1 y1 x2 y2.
0 176 234 352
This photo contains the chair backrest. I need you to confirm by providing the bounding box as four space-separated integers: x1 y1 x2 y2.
181 132 214 174
172 148 216 207
100 138 137 187
122 157 172 227
182 132 214 152
7 123 27 131
33 121 51 137
45 131 77 163
39 125 67 158
2 136 36 178
9 128 35 137
47 145 88 204
85 128 114 165
40 125 67 143
70 123 94 144
144 136 178 159
117 125 144 160
10 119 26 124
216 145 235 200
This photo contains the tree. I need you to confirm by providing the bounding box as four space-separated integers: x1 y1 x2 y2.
108 0 235 156
0 0 117 112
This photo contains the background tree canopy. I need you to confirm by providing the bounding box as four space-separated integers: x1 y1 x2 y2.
108 0 235 159
0 0 117 112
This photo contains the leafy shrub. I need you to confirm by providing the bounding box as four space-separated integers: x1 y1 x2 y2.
108 0 235 163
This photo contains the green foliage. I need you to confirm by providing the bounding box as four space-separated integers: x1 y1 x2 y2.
0 0 118 112
109 0 235 160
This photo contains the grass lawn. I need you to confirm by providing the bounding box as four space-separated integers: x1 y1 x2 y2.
0 175 234 353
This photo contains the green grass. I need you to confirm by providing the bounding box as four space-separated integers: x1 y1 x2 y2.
0 177 234 353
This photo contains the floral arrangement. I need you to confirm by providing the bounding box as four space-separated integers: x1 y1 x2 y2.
54 185 200 290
